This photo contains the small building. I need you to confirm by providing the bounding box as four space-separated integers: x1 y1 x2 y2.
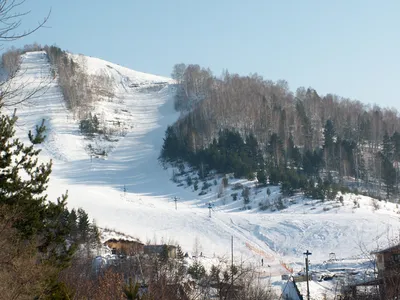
346 244 400 299
144 245 177 259
371 244 400 298
104 238 144 256
372 244 400 277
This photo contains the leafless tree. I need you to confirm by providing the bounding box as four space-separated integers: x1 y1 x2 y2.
0 1 51 109
0 206 59 300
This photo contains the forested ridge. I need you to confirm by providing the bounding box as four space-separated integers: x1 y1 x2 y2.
161 63 400 200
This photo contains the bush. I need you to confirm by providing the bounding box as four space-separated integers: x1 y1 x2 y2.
326 185 339 201
281 180 295 196
202 181 211 190
269 168 282 185
231 193 238 201
79 113 100 135
194 180 199 191
232 183 243 190
371 199 380 211
259 199 271 211
246 172 255 181
186 175 193 186
275 196 286 210
257 170 267 186
340 186 351 194
178 163 185 175
188 261 206 280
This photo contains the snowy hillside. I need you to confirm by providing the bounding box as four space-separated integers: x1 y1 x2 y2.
6 51 400 299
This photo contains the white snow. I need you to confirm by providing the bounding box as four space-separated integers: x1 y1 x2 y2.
5 51 400 299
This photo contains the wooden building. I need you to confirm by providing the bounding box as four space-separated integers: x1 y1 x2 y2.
345 244 400 299
371 244 400 299
104 238 144 256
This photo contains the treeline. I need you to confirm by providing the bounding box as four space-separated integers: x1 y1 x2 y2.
44 45 115 119
164 64 400 199
2 44 115 122
1 43 43 77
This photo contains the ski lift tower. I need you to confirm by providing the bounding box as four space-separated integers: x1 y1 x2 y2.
173 196 179 210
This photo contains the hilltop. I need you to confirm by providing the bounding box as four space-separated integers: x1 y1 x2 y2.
4 50 400 299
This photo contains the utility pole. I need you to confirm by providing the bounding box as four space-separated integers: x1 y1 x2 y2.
231 236 234 288
303 250 312 300
173 196 178 210
208 202 212 218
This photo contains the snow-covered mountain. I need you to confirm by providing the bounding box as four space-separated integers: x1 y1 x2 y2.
6 51 400 299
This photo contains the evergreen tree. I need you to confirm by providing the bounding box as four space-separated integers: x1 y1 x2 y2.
286 133 302 171
392 131 400 161
392 131 400 192
176 245 184 260
257 170 267 186
77 208 90 242
382 131 394 159
160 126 181 162
0 111 52 238
381 132 396 198
188 261 206 280
68 208 78 239
245 133 260 170
266 133 283 169
0 109 79 296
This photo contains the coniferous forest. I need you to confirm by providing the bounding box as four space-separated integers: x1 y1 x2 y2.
161 64 400 201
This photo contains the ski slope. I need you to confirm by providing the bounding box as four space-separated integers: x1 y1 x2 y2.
6 51 400 299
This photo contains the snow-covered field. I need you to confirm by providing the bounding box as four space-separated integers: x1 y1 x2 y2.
6 51 400 299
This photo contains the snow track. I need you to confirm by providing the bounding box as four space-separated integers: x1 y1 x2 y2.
7 52 400 299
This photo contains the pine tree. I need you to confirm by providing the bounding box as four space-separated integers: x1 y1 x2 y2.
77 208 90 242
257 170 267 186
176 245 184 260
381 157 396 198
392 131 400 193
68 208 78 239
160 126 181 162
266 133 283 169
381 132 396 198
0 111 52 238
0 109 78 297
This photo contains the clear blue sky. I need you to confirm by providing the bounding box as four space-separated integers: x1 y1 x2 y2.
9 0 400 109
